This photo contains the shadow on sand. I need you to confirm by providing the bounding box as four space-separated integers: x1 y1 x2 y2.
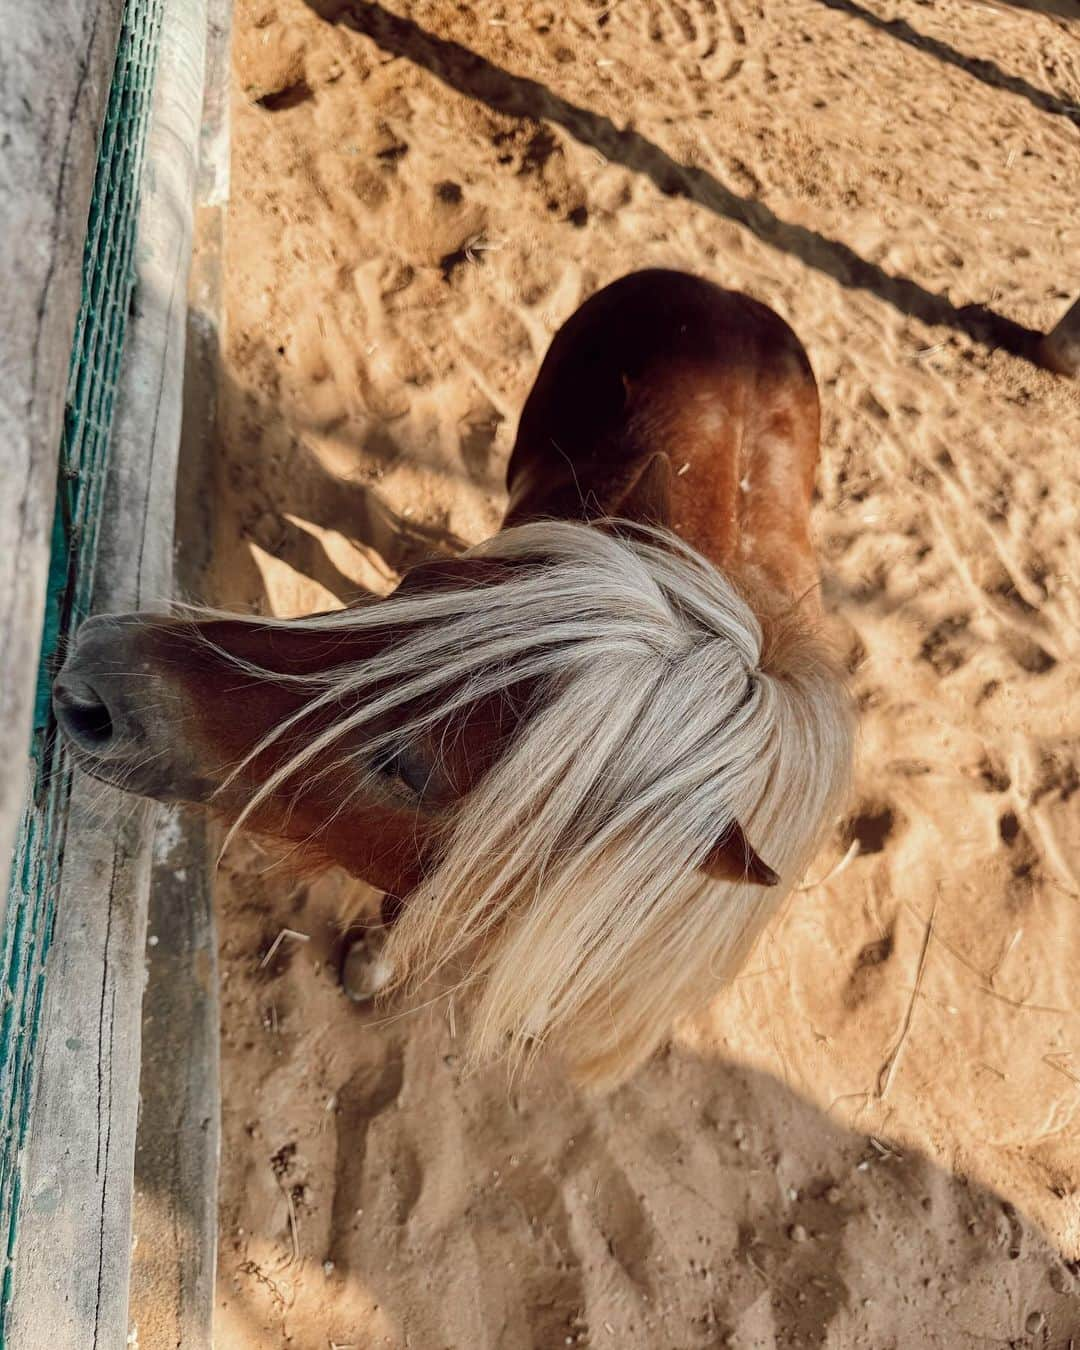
815 0 1080 123
295 0 1050 364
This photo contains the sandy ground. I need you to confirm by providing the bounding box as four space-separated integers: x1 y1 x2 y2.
202 0 1080 1345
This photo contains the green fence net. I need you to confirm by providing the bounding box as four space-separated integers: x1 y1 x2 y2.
0 0 165 1325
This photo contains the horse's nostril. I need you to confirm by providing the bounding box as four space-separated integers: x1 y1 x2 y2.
54 677 115 749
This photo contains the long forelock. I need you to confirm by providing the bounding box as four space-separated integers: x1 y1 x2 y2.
201 520 852 1084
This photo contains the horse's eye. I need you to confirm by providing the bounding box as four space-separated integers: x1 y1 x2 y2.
369 743 432 799
370 747 402 779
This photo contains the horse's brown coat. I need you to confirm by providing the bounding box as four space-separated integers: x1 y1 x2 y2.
506 271 821 608
54 270 826 898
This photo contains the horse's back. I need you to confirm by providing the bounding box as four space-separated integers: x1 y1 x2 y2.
505 270 821 592
522 268 812 381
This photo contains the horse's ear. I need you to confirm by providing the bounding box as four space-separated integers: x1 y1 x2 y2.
612 451 673 526
701 819 780 887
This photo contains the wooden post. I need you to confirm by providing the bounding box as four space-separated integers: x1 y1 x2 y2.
0 0 124 924
4 0 209 1344
129 0 233 1342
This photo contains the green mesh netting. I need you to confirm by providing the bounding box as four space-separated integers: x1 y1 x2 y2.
0 0 164 1323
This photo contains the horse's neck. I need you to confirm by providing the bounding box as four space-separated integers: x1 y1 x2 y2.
625 365 821 608
505 368 821 611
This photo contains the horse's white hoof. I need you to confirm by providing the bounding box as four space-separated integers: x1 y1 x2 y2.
341 934 395 1004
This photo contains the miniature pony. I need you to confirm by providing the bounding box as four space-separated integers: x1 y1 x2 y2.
54 270 853 1085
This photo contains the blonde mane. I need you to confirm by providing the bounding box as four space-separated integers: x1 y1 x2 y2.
212 520 853 1087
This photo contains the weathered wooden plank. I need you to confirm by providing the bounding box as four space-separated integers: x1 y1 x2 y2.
5 0 208 1343
129 0 230 1343
130 807 220 1350
6 794 157 1346
0 0 124 923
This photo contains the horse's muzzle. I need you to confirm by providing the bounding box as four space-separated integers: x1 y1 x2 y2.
52 614 214 802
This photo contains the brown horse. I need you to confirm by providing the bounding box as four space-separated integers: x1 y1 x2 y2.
54 270 853 1085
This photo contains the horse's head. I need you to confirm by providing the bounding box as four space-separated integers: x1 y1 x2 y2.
53 532 781 893
54 522 852 1083
52 554 518 894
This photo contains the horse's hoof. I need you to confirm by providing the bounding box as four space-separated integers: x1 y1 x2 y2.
1040 297 1080 377
340 933 395 1004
